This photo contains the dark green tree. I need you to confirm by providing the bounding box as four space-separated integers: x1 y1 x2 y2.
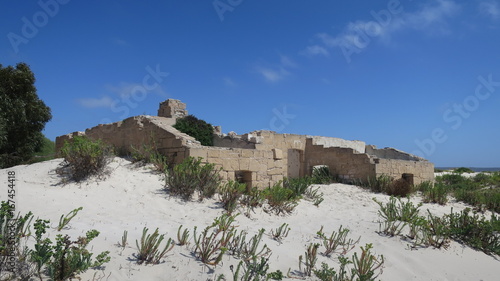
173 114 214 146
0 63 52 168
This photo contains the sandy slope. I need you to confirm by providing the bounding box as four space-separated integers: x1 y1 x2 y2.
1 157 498 281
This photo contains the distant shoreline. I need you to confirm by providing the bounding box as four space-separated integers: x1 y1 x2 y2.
436 167 500 172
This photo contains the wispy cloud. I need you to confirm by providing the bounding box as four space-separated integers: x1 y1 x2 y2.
306 0 461 59
256 66 290 82
223 76 237 87
302 45 330 57
77 82 167 109
77 96 114 108
255 55 297 82
479 0 500 19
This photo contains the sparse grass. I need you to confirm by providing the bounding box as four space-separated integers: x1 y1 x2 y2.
135 227 174 265
57 207 83 231
270 223 290 243
317 225 360 257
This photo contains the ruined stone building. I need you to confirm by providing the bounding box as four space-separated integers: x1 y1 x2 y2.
56 99 434 188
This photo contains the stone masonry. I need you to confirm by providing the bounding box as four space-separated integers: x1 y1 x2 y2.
56 99 434 188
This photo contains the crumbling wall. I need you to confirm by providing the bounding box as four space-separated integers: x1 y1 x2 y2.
366 145 422 161
55 115 199 165
188 146 276 188
309 136 366 153
305 139 376 181
375 158 434 185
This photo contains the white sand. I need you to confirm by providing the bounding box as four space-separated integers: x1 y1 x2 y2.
1 157 498 281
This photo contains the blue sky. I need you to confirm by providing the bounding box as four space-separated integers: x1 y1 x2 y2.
1 0 499 167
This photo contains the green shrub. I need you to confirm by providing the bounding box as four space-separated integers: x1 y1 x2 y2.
165 157 221 201
422 182 448 205
283 177 313 198
454 167 474 174
218 180 246 213
386 178 412 197
130 144 169 172
312 166 336 184
263 183 297 215
365 175 392 193
57 136 112 181
30 218 110 281
173 114 214 146
446 208 500 255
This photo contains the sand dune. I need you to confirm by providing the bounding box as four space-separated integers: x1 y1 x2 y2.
1 157 498 281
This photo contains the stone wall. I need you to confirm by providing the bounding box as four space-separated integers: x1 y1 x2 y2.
55 115 199 165
375 158 434 185
187 146 277 188
309 136 366 153
366 145 422 161
304 139 376 181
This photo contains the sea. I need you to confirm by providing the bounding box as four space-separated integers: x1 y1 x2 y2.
436 167 500 172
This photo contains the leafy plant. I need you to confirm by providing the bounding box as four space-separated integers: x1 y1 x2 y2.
263 182 297 215
303 186 324 207
173 114 214 146
422 183 448 205
218 180 246 213
314 258 351 281
165 157 221 201
135 227 174 265
47 230 111 281
57 207 83 231
130 143 169 172
57 136 112 181
312 166 336 184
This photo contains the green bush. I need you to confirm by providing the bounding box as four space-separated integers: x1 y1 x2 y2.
312 166 336 184
422 182 448 205
57 136 112 181
165 157 221 201
454 167 474 174
173 115 214 146
130 144 169 172
218 180 246 213
263 182 297 215
283 177 313 198
365 175 392 193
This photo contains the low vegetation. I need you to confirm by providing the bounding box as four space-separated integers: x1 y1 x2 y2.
374 196 500 256
173 114 214 146
56 136 112 181
0 202 110 281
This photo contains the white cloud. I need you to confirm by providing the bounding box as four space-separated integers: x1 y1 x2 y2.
256 66 290 82
479 0 500 19
77 96 114 108
306 0 461 57
303 45 330 57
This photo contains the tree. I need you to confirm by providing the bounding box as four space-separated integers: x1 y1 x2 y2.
0 63 52 168
173 115 214 146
